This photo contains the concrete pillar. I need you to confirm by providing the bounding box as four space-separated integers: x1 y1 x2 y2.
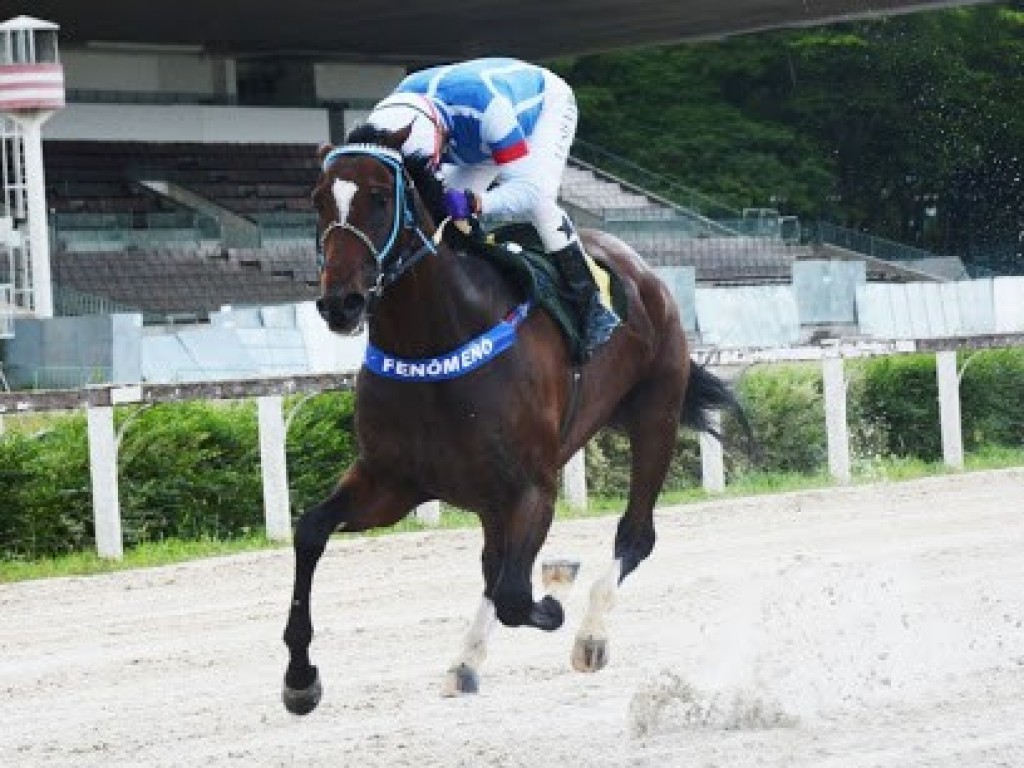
936 350 964 469
258 395 292 542
562 449 587 511
823 355 851 483
414 501 441 526
700 411 725 493
86 404 122 559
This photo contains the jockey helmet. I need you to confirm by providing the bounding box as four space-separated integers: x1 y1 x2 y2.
367 93 446 168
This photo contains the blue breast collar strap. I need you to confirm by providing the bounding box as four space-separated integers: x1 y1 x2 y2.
364 302 532 381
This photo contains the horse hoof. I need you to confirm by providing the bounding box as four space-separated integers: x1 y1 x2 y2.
441 664 479 697
532 596 565 631
572 634 609 673
282 668 323 715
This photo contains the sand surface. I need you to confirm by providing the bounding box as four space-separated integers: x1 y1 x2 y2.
2 469 1023 767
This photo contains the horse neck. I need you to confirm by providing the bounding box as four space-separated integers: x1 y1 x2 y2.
369 239 516 358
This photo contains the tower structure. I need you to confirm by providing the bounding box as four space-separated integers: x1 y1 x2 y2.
0 15 65 322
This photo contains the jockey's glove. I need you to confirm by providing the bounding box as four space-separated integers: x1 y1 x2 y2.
442 189 481 221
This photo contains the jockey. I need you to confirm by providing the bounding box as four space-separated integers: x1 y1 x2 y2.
365 57 619 360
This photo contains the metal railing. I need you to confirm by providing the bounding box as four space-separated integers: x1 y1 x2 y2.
54 285 139 317
2 364 115 391
812 221 938 263
52 211 217 231
571 138 743 222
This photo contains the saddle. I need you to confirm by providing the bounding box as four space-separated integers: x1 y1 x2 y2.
458 223 628 363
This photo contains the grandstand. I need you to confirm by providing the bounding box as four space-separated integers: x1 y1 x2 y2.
41 133 817 319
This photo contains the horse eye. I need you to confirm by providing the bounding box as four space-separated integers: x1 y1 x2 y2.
369 190 389 209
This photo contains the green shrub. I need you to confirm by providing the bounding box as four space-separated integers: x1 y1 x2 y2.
733 364 827 474
0 416 92 558
857 354 941 460
959 348 1024 450
118 401 262 545
285 391 358 515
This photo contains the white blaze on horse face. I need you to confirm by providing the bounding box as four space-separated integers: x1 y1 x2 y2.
331 178 358 223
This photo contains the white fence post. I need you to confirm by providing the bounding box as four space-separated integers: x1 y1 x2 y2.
936 350 964 469
86 403 123 559
414 501 441 526
822 355 851 483
258 395 292 542
563 449 588 511
700 410 725 493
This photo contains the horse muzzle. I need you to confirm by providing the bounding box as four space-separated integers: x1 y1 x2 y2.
316 292 368 334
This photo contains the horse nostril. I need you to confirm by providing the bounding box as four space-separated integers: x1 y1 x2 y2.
342 294 366 318
317 293 367 329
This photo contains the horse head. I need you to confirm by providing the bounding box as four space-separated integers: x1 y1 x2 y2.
313 124 443 334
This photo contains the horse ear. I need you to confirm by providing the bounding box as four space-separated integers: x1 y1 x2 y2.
385 123 413 153
317 143 335 163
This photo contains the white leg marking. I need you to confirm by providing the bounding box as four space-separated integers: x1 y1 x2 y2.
442 597 496 696
578 559 622 639
454 596 497 671
572 559 622 672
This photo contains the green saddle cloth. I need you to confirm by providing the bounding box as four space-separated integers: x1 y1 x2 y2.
478 223 628 363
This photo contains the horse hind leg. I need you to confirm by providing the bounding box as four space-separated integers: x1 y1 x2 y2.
572 560 622 672
282 467 419 715
572 386 681 673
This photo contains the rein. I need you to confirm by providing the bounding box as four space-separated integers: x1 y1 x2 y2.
318 144 447 302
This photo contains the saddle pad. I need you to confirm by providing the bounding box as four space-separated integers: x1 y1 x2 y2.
481 223 628 363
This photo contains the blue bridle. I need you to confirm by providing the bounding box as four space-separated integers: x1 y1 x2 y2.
317 143 444 299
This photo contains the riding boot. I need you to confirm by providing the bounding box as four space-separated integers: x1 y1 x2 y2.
550 241 620 360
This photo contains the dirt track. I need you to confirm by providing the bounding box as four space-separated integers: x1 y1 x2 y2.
2 469 1023 767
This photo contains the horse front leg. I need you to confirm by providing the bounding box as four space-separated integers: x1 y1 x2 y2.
282 464 419 715
490 485 565 631
442 525 501 697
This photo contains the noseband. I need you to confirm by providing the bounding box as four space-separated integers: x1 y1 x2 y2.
318 144 447 301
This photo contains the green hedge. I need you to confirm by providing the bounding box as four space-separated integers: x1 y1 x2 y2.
852 349 1024 460
117 402 263 544
0 395 357 559
1 349 1021 559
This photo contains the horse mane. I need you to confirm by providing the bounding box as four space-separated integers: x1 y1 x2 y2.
343 122 447 222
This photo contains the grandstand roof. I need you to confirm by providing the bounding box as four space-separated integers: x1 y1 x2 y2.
7 0 996 62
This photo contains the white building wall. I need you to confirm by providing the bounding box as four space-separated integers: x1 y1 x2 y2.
313 62 404 102
62 49 220 95
43 104 329 144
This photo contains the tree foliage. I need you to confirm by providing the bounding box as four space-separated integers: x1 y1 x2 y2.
554 4 1024 270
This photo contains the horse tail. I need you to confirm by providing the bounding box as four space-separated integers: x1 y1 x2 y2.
680 361 756 457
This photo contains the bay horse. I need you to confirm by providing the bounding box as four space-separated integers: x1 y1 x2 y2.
281 123 749 714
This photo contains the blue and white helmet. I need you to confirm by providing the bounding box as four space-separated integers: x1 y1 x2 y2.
366 93 446 168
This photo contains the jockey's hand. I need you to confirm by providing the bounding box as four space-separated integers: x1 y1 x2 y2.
442 189 480 222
